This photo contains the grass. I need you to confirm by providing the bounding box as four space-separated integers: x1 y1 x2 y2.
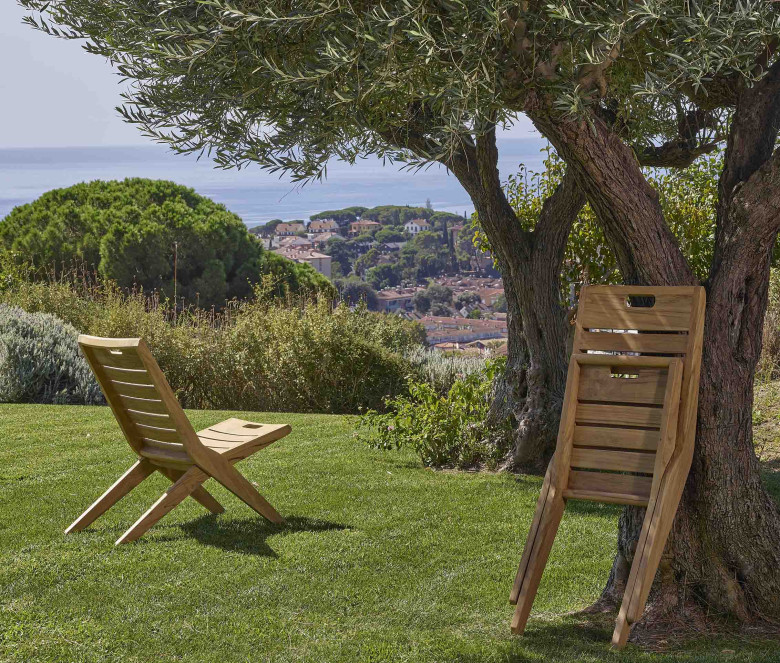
1 404 779 663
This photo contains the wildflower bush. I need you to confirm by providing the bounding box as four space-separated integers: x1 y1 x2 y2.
358 357 512 468
0 305 103 405
0 269 425 413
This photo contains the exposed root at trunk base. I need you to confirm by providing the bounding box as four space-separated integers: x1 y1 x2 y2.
571 595 780 652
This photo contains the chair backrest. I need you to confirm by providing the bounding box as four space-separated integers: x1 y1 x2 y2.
572 285 705 438
78 336 204 467
556 285 706 505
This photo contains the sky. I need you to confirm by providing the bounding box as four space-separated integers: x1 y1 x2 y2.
0 3 538 149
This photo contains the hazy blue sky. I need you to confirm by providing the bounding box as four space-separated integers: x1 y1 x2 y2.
1 3 537 149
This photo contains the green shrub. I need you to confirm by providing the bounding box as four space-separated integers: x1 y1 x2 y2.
0 273 426 414
403 346 487 394
0 305 103 405
358 358 512 468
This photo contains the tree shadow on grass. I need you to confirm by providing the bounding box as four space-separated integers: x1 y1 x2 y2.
173 514 349 556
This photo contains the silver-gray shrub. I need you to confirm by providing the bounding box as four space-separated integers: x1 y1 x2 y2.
404 346 487 395
0 305 103 404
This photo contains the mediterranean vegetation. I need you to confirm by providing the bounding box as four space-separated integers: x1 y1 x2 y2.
0 179 333 307
0 266 423 414
12 0 780 648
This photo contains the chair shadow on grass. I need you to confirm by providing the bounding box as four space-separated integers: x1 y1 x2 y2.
170 514 349 556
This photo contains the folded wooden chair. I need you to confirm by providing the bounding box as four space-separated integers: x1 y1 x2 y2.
509 285 705 648
66 335 291 545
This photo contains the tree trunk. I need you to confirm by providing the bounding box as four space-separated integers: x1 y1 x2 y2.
527 78 780 633
447 130 586 471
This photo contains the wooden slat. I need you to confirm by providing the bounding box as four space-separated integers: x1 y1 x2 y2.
575 403 663 428
138 444 190 465
91 346 145 370
110 380 160 399
578 364 668 405
576 330 689 355
570 448 656 474
573 425 659 451
126 408 173 427
578 288 695 332
135 424 181 444
101 365 153 385
118 394 168 414
199 429 261 443
564 470 652 506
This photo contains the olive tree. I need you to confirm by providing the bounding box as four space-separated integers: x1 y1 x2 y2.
21 0 780 634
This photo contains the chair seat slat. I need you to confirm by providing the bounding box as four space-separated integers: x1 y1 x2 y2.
575 403 663 428
576 330 688 355
570 448 656 474
573 426 659 451
565 470 653 504
578 365 668 405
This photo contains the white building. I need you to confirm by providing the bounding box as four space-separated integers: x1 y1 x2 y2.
404 218 431 235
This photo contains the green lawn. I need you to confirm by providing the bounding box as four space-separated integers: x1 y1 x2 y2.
1 404 777 663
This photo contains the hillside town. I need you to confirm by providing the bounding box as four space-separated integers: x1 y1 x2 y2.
251 206 507 354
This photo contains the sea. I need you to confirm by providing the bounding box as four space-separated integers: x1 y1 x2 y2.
0 138 547 228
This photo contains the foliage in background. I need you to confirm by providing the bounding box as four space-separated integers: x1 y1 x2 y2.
0 305 103 405
473 148 722 295
0 268 425 414
358 358 511 469
0 179 333 307
759 269 780 383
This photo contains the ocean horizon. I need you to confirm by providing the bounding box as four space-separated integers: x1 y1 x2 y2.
0 138 547 227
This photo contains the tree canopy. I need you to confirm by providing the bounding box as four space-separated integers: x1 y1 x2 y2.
22 1 778 178
0 179 332 306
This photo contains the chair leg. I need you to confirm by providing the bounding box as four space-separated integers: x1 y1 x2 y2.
159 467 224 514
203 454 285 524
511 464 553 604
115 466 208 545
65 459 155 534
511 490 566 635
612 473 680 649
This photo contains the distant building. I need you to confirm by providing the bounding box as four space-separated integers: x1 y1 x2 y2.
311 231 341 248
475 287 505 307
276 236 314 250
309 219 339 233
420 315 508 345
376 289 417 312
349 220 381 235
272 247 332 278
404 219 430 235
381 241 407 252
276 222 306 236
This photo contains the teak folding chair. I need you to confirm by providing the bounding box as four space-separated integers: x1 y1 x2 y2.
66 335 291 545
509 285 705 648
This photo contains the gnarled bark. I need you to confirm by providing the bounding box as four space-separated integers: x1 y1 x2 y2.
446 129 586 471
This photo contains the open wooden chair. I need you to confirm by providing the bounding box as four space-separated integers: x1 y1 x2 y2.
66 335 291 545
509 285 705 648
